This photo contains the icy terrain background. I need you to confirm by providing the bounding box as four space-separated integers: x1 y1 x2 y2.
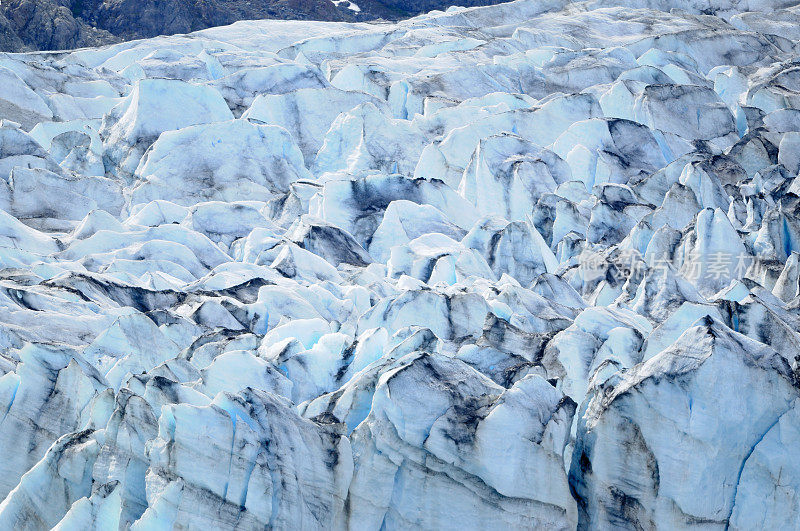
0 0 512 53
0 0 800 528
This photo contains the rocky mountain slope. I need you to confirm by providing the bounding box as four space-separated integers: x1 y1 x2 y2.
1 0 800 528
0 0 510 52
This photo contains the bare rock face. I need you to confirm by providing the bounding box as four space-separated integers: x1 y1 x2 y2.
0 11 26 51
0 0 117 51
3 0 81 49
89 0 351 40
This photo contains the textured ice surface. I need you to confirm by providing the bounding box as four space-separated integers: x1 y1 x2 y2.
1 0 800 529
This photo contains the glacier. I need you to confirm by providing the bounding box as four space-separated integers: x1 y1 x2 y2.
1 0 800 529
